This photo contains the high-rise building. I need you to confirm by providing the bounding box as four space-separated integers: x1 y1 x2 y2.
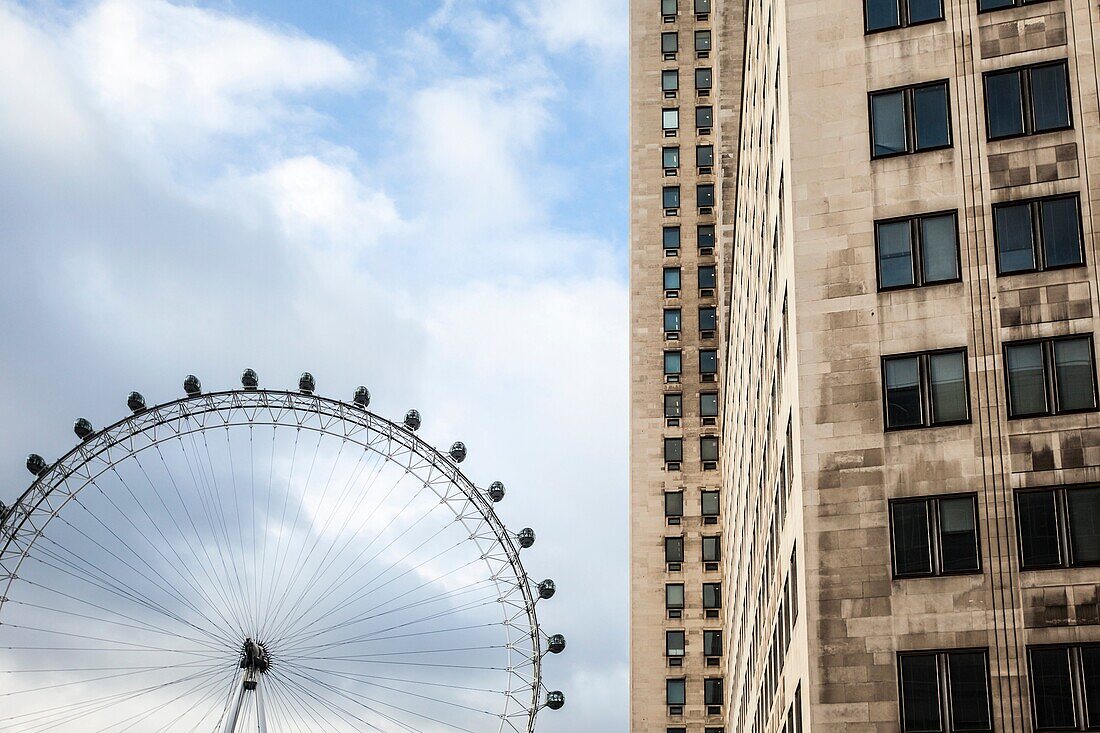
630 0 1100 730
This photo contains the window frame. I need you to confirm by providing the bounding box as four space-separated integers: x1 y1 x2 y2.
664 350 683 376
665 490 684 518
665 630 686 658
695 67 713 90
889 493 983 579
1015 485 1100 570
1003 335 1099 419
992 193 1085 276
664 308 682 334
863 0 945 34
897 648 993 733
881 348 972 431
874 210 962 291
977 0 1054 12
662 31 679 54
869 80 953 160
983 61 1072 141
695 105 713 129
1025 644 1100 731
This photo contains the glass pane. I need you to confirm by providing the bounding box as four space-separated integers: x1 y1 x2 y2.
664 351 682 374
985 71 1025 139
695 0 711 11
664 268 681 290
666 584 684 608
1017 491 1060 568
871 91 907 157
665 393 683 417
664 226 681 249
700 350 717 374
939 497 979 572
892 501 933 576
663 187 680 208
696 106 713 127
699 266 716 288
865 0 900 31
662 70 679 91
667 679 686 704
994 202 1036 273
666 631 685 656
698 184 715 206
703 630 722 656
697 145 714 166
929 351 968 424
662 32 678 53
699 308 717 331
665 536 684 562
695 68 712 89
1030 648 1075 729
704 678 723 704
877 220 916 288
1081 647 1100 728
899 654 942 732
701 491 719 516
664 438 683 462
978 0 1013 9
663 147 680 168
701 437 719 461
662 0 678 14
664 309 681 332
921 214 960 283
1031 64 1071 132
665 491 684 517
1067 488 1100 564
913 83 951 150
885 356 922 428
1041 197 1083 268
700 392 719 416
1054 338 1096 412
695 30 711 51
908 0 943 23
1005 343 1048 416
663 109 679 129
702 537 720 562
702 583 721 608
698 225 715 248
948 651 990 731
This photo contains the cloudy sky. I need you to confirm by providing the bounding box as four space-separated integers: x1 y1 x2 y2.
0 0 628 729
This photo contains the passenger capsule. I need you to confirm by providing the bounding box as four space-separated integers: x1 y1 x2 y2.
488 481 506 503
538 579 557 600
404 410 421 431
183 375 202 396
353 386 371 408
25 454 47 476
241 369 259 390
547 634 566 654
518 528 536 549
298 372 316 394
127 391 146 413
449 441 467 463
546 691 565 710
74 418 94 440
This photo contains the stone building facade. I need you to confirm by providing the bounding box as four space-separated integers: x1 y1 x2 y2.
630 0 1100 731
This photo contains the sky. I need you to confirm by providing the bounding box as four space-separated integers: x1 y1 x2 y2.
0 0 629 729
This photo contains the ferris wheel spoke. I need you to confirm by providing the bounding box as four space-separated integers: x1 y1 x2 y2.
268 670 375 732
272 668 423 733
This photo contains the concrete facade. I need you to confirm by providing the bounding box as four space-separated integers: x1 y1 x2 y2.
630 0 1100 731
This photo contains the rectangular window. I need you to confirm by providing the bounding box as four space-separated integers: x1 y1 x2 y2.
666 583 685 609
1005 336 1097 418
697 184 715 208
663 186 681 209
662 0 678 14
665 536 684 563
665 491 684 518
667 678 686 705
700 436 719 462
697 144 714 167
666 630 686 657
865 0 943 32
702 536 720 562
664 308 682 333
663 146 680 169
703 629 722 656
984 62 1070 140
700 349 717 374
695 0 711 11
701 490 719 517
698 265 716 289
664 350 682 375
699 307 717 332
875 211 960 289
1027 645 1100 730
663 108 680 131
664 437 683 463
899 650 991 733
1017 485 1100 569
890 494 980 578
870 81 951 158
695 30 711 51
702 582 722 609
662 32 679 53
665 393 683 418
698 225 715 249
696 105 713 129
700 392 718 417
883 349 970 429
662 69 680 92
695 68 713 90
704 677 723 706
663 267 681 291
664 226 681 251
993 194 1083 274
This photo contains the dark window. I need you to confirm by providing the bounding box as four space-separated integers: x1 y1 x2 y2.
665 393 683 418
663 108 679 130
696 105 713 128
699 307 717 332
663 186 681 209
698 265 716 288
1005 336 1097 418
667 678 686 705
703 629 722 656
697 184 715 207
696 68 712 90
666 630 686 657
665 491 684 518
664 437 683 463
890 495 980 578
883 349 969 429
876 212 960 289
698 225 715 249
664 350 682 375
701 490 719 517
662 32 679 53
702 536 720 563
665 536 684 563
1026 645 1100 730
695 30 712 51
664 267 681 290
870 81 951 158
662 0 678 14
993 194 1083 274
984 62 1070 140
695 0 711 11
663 69 680 92
700 392 719 417
664 226 681 250
1017 486 1100 569
702 582 721 609
697 144 714 167
664 308 682 333
666 583 685 609
700 349 717 374
704 677 723 705
663 146 680 169
899 650 991 733
700 436 719 462
865 0 943 31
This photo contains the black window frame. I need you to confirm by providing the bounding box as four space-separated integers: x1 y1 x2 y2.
869 80 953 160
702 582 722 609
897 648 993 733
664 437 684 463
662 31 679 54
889 493 982 579
698 224 715 249
666 583 685 610
663 146 681 170
664 350 683 375
664 226 681 251
1016 485 1100 570
699 306 717 332
665 535 685 563
700 349 718 375
992 193 1085 276
662 69 680 93
864 0 944 33
978 0 1052 12
664 308 682 333
663 185 681 209
881 348 972 431
696 105 713 129
696 144 714 167
983 61 1072 141
665 392 683 418
702 535 721 563
665 490 684 518
1026 644 1100 730
661 0 678 15
697 183 715 208
663 107 680 131
703 629 723 656
698 265 716 289
701 490 720 517
874 210 962 291
704 677 723 706
1003 335 1099 419
700 435 719 463
695 30 712 51
700 391 719 417
695 67 713 90
667 677 687 705
666 629 686 658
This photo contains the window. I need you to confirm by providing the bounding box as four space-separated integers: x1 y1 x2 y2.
662 69 680 93
876 211 960 290
664 226 681 251
984 62 1070 140
697 184 715 207
664 437 683 463
662 0 678 15
667 678 686 706
695 30 711 51
1017 485 1100 569
870 81 951 158
978 0 1041 11
695 0 711 11
703 629 722 656
704 677 723 706
666 583 685 609
699 265 716 289
700 436 719 462
700 392 719 417
1004 336 1097 418
696 105 713 129
665 491 684 518
662 32 679 54
664 308 682 333
882 349 969 429
700 349 717 375
698 225 715 249
702 536 720 563
993 194 1083 274
663 186 681 209
695 68 713 90
666 630 686 657
663 146 680 170
702 582 721 609
890 494 980 578
697 144 714 167
898 650 991 732
699 307 716 332
665 393 683 418
664 351 682 375
664 267 681 291
865 0 943 32
701 490 719 517
1027 645 1100 730
665 536 684 563
663 108 680 131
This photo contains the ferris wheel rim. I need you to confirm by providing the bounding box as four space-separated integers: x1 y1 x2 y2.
0 386 550 731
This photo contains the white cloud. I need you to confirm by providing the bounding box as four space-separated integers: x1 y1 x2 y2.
522 0 627 54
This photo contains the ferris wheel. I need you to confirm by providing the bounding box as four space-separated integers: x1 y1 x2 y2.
0 370 565 732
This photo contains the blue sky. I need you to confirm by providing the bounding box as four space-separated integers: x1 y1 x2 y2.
0 0 629 728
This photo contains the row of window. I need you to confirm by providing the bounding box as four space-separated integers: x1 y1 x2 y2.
660 0 712 15
664 489 721 521
665 392 720 419
661 30 712 56
661 68 713 93
868 0 1070 33
662 106 715 133
664 265 717 291
664 436 720 465
663 145 715 171
665 535 722 564
869 61 1071 159
882 336 1098 430
664 350 718 376
666 677 723 710
665 582 722 612
664 224 716 253
662 184 716 211
664 308 717 334
665 629 723 657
